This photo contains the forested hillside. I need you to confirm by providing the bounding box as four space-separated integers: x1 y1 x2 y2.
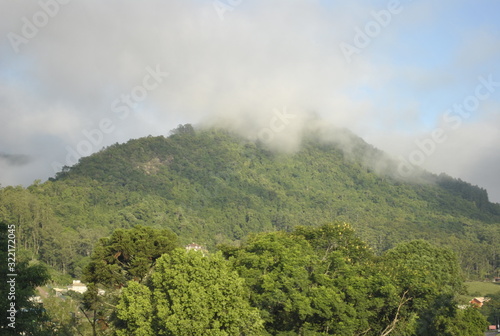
1 124 499 280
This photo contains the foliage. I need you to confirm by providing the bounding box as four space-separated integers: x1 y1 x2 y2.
83 225 179 288
115 281 154 336
1 125 500 280
379 240 468 335
382 240 464 304
450 307 488 336
228 231 325 334
221 224 484 335
116 249 265 335
0 222 53 335
1 124 497 334
480 292 500 328
42 294 93 336
76 225 179 335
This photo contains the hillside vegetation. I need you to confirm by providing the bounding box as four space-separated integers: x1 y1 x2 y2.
1 124 499 279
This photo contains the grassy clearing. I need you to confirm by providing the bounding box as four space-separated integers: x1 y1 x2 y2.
465 281 500 296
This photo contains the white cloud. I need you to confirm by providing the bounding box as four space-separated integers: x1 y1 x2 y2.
0 0 499 202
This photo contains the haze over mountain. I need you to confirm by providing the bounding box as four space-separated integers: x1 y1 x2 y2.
2 125 498 282
2 2 500 334
3 124 497 336
1 1 500 202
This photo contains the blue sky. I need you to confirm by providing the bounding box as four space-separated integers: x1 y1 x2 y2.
0 0 499 202
344 1 500 123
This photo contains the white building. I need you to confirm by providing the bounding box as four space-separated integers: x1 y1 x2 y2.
67 280 88 294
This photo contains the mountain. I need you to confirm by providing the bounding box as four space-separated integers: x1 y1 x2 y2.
1 124 499 279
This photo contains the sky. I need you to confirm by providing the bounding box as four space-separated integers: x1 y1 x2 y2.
1 0 500 202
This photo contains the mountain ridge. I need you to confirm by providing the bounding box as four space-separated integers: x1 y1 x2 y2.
1 124 499 279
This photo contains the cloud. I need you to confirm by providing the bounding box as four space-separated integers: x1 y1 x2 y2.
1 0 370 157
0 0 499 203
0 153 32 166
422 109 500 203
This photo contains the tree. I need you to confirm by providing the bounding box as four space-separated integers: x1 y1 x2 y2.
83 225 179 288
79 225 179 334
42 293 92 336
292 222 372 265
115 248 264 335
115 281 154 336
423 300 487 336
170 123 195 135
227 231 324 334
380 240 475 335
480 292 500 329
225 226 404 335
79 283 113 336
0 222 53 335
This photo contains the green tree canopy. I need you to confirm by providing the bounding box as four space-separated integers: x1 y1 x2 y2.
116 248 264 335
83 225 179 288
0 222 52 335
380 240 473 335
225 224 399 335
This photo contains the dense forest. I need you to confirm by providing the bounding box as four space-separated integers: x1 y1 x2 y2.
1 124 500 334
0 223 490 335
1 125 499 278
